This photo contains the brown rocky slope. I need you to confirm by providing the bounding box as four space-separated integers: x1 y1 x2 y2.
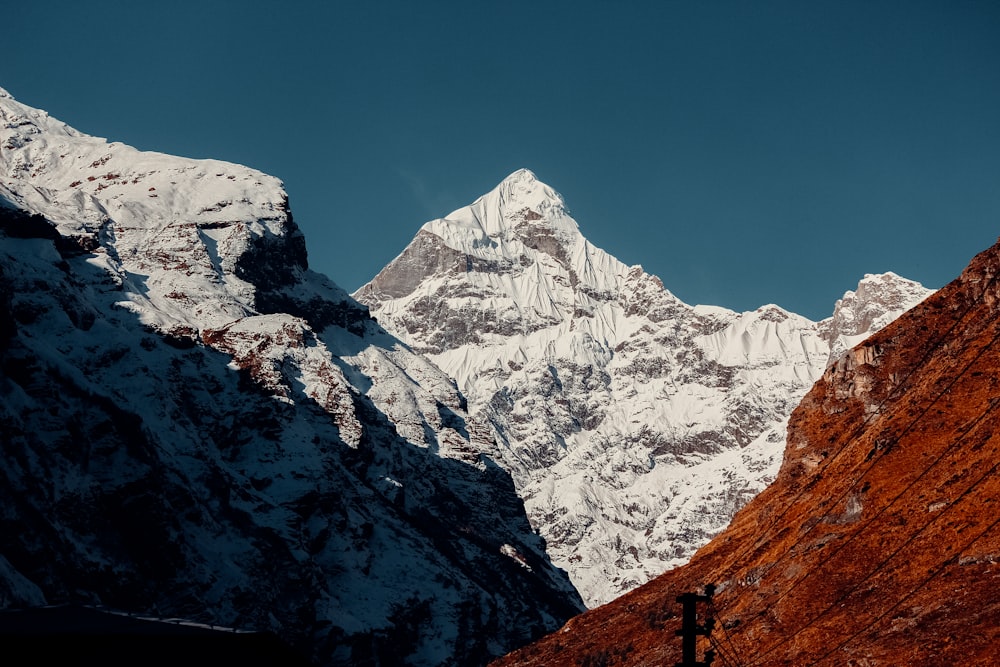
495 237 1000 666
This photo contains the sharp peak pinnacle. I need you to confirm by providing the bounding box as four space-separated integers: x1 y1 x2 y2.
501 168 538 183
488 168 565 211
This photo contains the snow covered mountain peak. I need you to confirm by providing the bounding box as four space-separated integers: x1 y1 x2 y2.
421 168 574 254
0 87 305 335
357 169 649 363
357 174 934 607
482 167 566 223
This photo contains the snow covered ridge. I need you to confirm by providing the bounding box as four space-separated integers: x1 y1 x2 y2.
0 89 584 665
356 168 935 607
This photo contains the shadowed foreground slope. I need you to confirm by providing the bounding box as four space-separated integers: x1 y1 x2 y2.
0 87 583 667
496 236 1000 666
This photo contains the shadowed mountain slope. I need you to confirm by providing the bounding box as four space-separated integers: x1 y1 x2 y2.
0 87 582 666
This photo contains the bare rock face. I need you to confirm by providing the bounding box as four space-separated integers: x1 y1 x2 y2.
494 236 1000 666
355 169 933 606
0 89 583 666
818 271 933 364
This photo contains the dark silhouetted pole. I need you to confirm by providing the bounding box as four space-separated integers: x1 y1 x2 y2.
675 584 715 667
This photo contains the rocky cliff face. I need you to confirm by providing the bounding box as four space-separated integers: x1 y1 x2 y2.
0 88 583 666
495 235 1000 666
355 169 932 606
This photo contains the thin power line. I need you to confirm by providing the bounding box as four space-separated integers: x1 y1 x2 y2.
803 508 1000 665
738 380 1000 666
708 634 741 667
735 318 1000 603
713 270 1000 658
708 598 747 667
716 280 989 595
745 429 1000 666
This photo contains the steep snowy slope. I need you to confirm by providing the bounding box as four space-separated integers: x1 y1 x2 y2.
355 169 932 606
0 88 583 666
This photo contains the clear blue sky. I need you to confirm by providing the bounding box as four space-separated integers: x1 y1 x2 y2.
5 1 1000 319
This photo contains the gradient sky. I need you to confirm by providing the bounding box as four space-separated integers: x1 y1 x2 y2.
4 1 1000 319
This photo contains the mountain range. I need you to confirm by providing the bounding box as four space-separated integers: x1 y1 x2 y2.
0 87 943 665
355 169 931 606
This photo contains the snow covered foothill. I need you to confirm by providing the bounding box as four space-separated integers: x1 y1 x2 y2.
0 88 583 665
356 168 934 606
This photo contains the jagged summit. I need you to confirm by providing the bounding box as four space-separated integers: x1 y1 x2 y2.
356 174 934 606
420 168 570 249
356 170 643 362
820 271 933 364
491 167 564 208
501 167 542 184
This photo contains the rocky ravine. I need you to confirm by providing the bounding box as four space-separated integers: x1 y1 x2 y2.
0 88 583 666
496 232 1000 666
355 169 933 606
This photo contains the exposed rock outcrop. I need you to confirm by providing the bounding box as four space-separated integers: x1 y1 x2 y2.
495 235 1000 666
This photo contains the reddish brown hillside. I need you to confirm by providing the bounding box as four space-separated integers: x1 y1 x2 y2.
496 238 1000 667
